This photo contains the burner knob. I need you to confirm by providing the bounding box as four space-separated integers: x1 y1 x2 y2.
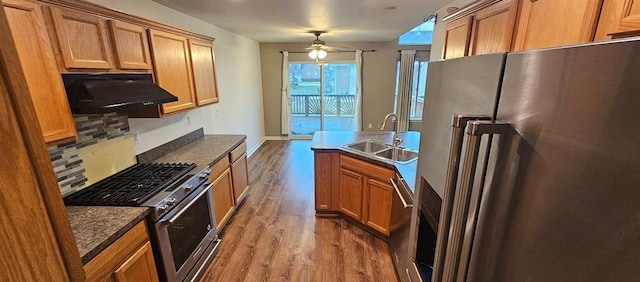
199 173 208 179
184 184 193 192
166 198 177 206
158 205 169 213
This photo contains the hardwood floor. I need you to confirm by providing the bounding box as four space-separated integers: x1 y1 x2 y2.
202 140 399 282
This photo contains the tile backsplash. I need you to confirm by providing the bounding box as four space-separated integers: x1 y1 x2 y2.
48 113 130 196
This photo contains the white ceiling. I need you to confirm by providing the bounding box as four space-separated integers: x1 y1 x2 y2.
152 0 452 43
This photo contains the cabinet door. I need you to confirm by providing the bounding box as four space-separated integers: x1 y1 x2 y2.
113 241 159 282
314 152 333 211
339 168 364 221
442 16 473 59
49 7 113 69
617 0 640 34
364 178 393 235
148 30 196 114
4 0 76 143
109 20 152 70
231 154 249 203
469 0 518 55
211 168 234 231
189 39 219 105
513 0 602 51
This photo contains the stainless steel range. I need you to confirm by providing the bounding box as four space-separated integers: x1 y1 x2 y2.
64 163 220 282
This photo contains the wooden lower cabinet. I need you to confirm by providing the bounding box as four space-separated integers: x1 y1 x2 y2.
314 152 333 211
231 153 249 203
339 168 364 221
363 178 393 235
84 221 159 281
211 168 235 231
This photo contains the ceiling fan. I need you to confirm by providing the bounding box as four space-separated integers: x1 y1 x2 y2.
304 31 351 60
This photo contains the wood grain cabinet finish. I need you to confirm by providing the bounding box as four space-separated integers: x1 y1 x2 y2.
113 242 159 282
49 6 113 69
108 20 152 70
618 0 640 33
442 16 473 59
148 29 196 115
596 0 640 39
189 39 219 106
231 153 250 203
84 221 159 281
512 0 603 51
339 167 364 221
364 178 393 235
211 168 235 231
3 0 76 144
314 152 333 211
468 0 518 55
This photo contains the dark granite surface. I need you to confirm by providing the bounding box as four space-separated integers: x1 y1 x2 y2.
152 135 247 166
136 128 205 163
311 131 420 194
66 206 149 264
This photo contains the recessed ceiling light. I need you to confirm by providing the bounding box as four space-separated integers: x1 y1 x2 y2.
385 6 399 10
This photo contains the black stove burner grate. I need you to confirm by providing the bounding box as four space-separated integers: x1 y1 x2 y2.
64 162 196 206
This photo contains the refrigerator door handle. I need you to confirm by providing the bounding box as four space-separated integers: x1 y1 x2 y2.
432 115 491 282
441 121 512 282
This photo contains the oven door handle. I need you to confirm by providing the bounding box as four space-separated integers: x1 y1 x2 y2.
162 183 213 225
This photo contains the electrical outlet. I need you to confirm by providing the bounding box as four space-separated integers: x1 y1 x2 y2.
133 131 140 145
368 123 372 129
187 115 192 126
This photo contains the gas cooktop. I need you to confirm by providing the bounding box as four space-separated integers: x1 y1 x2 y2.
64 163 196 206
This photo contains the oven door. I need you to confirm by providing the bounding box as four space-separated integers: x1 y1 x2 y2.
154 182 218 282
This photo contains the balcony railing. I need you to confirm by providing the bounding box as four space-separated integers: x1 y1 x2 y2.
291 94 355 117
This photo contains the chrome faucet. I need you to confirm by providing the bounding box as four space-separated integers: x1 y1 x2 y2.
380 113 403 147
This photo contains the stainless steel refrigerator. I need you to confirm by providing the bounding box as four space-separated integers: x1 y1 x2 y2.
410 38 640 282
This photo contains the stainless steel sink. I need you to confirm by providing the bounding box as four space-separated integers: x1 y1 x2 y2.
374 147 419 164
344 140 391 153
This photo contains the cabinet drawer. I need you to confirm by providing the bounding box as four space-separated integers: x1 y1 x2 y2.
340 154 394 181
230 141 247 163
210 156 230 181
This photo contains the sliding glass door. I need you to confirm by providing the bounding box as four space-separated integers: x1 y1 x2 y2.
289 62 357 137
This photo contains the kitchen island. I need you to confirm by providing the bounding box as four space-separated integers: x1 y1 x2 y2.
310 131 419 237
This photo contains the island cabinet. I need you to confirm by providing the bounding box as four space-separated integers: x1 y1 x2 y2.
84 221 159 282
3 0 76 144
49 6 114 70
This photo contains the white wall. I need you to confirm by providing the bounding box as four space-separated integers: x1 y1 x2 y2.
87 0 265 155
430 0 476 61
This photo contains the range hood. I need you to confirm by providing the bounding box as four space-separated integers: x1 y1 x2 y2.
62 73 178 114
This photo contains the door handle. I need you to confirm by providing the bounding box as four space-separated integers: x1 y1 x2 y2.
390 175 413 208
162 183 213 225
432 115 490 282
441 121 511 282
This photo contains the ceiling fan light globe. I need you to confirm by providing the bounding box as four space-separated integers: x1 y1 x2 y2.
317 49 327 59
308 49 318 59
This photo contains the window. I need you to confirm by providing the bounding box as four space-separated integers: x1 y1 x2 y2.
398 17 435 45
394 60 428 120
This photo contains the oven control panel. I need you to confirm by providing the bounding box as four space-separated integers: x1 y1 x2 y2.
148 165 212 221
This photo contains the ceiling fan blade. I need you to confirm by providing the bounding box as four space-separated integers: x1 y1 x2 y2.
322 45 353 52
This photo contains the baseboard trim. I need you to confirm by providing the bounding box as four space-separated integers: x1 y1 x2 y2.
247 137 266 158
264 135 290 141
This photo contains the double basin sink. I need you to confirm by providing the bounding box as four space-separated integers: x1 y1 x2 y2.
343 140 418 164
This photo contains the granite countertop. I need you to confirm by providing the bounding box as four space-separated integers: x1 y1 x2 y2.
67 206 149 264
310 131 420 194
152 135 247 166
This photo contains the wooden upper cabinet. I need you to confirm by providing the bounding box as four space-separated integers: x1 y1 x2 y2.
49 7 113 69
442 16 473 59
618 0 640 32
4 0 76 144
512 0 603 51
469 0 518 55
148 29 196 115
189 39 219 105
109 20 152 70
